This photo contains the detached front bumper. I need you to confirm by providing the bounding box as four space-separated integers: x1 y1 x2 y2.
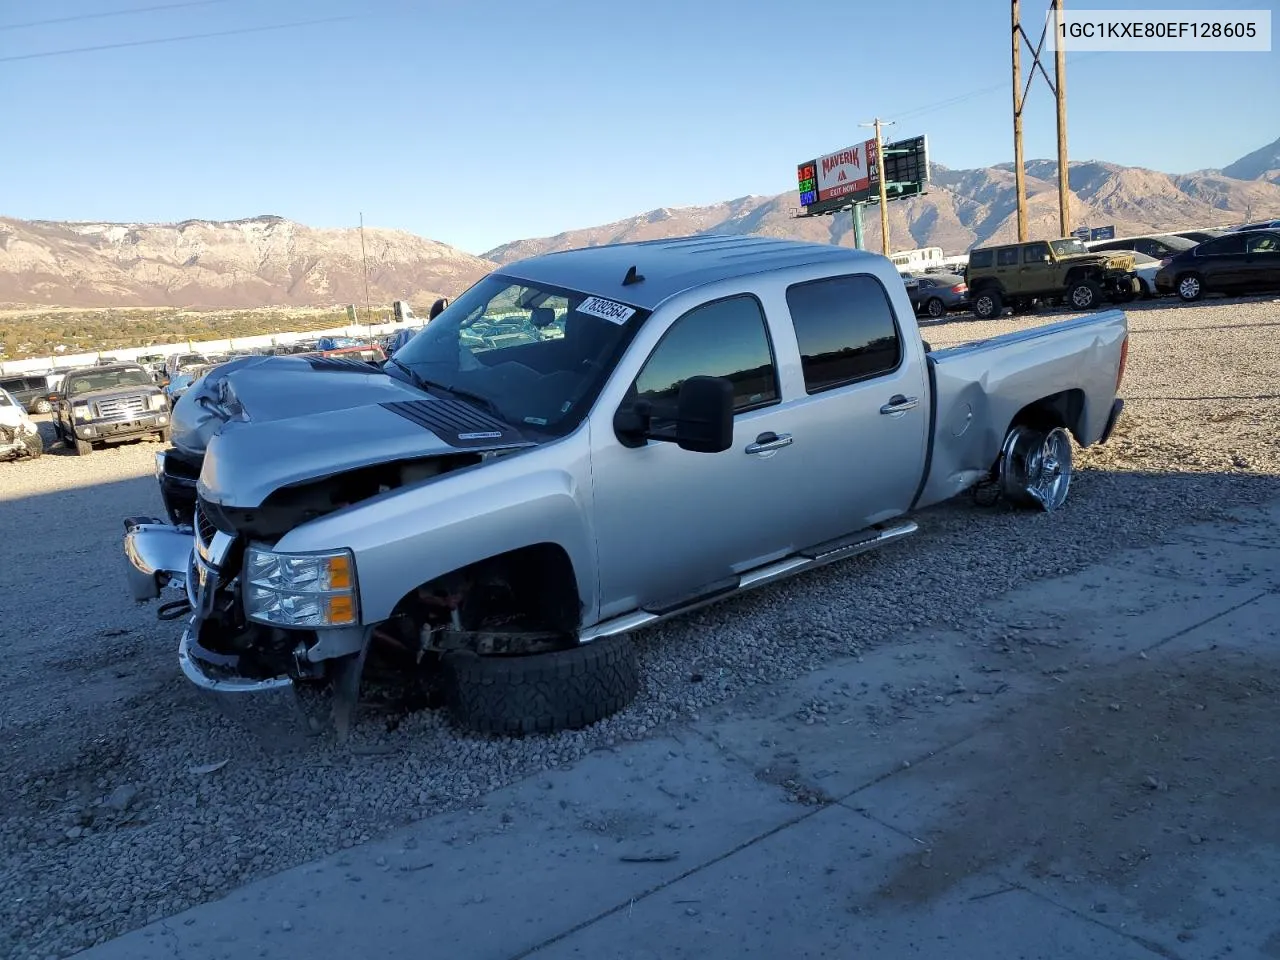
178 619 293 693
123 516 192 601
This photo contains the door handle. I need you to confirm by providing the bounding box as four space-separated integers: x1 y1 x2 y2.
880 395 919 415
745 431 793 455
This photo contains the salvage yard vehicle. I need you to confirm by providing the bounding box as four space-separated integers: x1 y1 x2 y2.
54 362 171 455
0 386 43 462
122 235 1129 737
965 237 1140 318
0 373 60 414
1154 228 1280 301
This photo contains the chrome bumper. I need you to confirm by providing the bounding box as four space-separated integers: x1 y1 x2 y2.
178 618 294 693
123 516 193 601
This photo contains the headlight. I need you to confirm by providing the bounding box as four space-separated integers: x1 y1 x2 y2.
242 546 358 628
73 403 91 421
148 393 167 411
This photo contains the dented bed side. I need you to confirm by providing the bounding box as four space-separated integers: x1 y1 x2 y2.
914 309 1129 510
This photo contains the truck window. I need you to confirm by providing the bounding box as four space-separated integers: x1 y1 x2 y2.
1023 242 1049 262
997 248 1020 266
785 274 902 394
968 249 994 269
631 295 778 415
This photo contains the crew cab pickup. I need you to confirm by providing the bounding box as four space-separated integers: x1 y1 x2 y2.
122 235 1129 736
55 362 170 455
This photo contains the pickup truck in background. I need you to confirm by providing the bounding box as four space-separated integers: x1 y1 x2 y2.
123 235 1129 739
55 362 171 456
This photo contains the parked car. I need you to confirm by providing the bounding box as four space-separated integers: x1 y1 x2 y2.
0 373 59 414
965 237 1139 318
0 386 43 462
124 234 1129 741
1087 233 1199 260
164 352 210 382
164 365 214 403
1129 252 1163 298
1230 219 1280 232
1172 229 1228 244
53 362 171 455
1154 228 1280 301
903 272 970 318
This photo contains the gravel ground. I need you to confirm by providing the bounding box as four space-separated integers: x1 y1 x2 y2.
2 294 1278 959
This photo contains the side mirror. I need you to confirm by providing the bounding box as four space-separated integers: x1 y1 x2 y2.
614 375 735 454
673 375 734 453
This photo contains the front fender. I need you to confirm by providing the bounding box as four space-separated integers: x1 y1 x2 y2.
272 435 597 625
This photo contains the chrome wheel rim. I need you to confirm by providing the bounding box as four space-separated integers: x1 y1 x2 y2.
1071 285 1094 308
998 425 1074 511
1179 276 1200 299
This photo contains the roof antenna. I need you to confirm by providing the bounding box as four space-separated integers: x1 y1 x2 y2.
622 265 645 286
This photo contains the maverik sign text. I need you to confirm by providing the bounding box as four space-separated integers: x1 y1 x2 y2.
816 139 876 203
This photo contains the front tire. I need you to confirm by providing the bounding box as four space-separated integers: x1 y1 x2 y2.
1068 279 1102 310
972 289 1003 320
23 433 43 459
443 634 640 736
1177 272 1204 302
74 437 93 456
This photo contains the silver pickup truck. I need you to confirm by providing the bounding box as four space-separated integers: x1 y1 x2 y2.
123 235 1129 736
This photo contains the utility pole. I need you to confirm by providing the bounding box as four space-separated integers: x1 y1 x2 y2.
1012 0 1071 240
860 118 895 255
1011 0 1028 241
1054 0 1070 238
358 212 372 327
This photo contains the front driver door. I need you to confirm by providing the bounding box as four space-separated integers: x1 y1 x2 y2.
590 293 805 620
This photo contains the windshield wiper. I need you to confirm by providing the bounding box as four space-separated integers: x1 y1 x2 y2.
387 359 508 422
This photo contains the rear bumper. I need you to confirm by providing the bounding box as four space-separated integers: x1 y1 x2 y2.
1099 398 1125 444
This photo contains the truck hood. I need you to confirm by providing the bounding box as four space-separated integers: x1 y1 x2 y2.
1061 252 1135 271
185 355 535 509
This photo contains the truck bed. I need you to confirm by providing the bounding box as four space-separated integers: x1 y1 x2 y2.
914 309 1128 510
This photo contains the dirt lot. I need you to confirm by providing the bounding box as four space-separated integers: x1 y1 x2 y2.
1 294 1278 959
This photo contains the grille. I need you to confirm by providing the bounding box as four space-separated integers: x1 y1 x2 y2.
194 502 217 547
96 395 146 420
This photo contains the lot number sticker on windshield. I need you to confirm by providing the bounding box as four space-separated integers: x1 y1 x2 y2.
577 296 636 325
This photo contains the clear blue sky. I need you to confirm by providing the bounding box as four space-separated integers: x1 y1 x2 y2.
3 0 1277 255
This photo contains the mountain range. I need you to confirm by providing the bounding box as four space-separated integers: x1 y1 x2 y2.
2 136 1278 310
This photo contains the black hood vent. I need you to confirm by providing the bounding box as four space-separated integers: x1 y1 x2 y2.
306 357 379 373
380 397 524 448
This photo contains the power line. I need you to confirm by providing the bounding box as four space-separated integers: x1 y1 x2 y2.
891 52 1105 123
0 0 233 32
0 13 360 63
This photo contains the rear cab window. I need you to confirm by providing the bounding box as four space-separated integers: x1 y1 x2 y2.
784 274 903 394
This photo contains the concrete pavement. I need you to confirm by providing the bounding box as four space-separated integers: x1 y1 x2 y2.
73 498 1280 960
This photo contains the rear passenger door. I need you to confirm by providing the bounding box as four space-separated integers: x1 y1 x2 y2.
780 273 930 532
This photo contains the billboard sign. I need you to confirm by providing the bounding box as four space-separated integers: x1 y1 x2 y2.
798 134 929 216
815 140 874 204
1090 225 1116 241
1072 227 1091 241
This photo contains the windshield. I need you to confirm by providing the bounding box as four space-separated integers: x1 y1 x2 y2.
66 368 153 394
1049 239 1089 256
390 273 649 434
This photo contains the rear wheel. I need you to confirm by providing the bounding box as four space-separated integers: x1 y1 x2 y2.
33 399 52 414
998 424 1073 512
925 297 945 319
972 289 1003 320
1176 272 1204 301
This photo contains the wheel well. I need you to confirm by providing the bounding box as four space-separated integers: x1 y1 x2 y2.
389 542 582 637
971 280 1003 296
1063 268 1100 286
1007 389 1087 445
